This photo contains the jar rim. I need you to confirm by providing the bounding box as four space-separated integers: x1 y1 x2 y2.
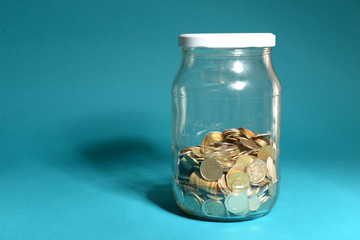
181 47 272 56
178 33 276 48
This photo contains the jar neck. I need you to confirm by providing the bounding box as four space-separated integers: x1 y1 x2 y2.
181 47 272 57
179 47 274 72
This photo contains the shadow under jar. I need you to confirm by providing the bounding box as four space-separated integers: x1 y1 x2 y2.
171 33 281 221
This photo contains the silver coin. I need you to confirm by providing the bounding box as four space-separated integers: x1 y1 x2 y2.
224 192 248 214
201 199 226 217
200 158 223 181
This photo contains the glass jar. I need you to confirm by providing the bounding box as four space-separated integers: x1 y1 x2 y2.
171 33 281 221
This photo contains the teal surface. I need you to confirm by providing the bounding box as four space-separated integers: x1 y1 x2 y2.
0 0 359 239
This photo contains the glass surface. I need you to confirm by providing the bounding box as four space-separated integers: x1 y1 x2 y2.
172 47 281 221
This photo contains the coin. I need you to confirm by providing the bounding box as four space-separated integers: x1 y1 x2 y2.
189 171 200 185
266 157 276 180
179 157 193 172
182 154 199 169
269 183 277 196
200 158 223 181
191 147 203 158
183 183 204 196
236 155 254 166
256 194 272 212
224 192 249 214
222 160 235 169
259 194 271 204
257 184 269 195
179 147 193 154
239 127 255 139
203 152 229 163
200 145 215 154
226 164 247 184
202 132 224 146
175 126 279 219
177 157 195 180
247 186 260 198
246 159 267 183
189 171 219 195
252 132 271 139
206 194 223 201
218 174 232 195
254 138 268 147
239 138 261 150
227 171 250 191
222 128 240 137
230 179 249 192
257 145 276 160
201 199 226 217
228 163 246 176
183 192 202 212
233 204 249 216
248 196 261 211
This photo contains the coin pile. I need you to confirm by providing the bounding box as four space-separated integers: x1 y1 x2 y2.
174 127 279 219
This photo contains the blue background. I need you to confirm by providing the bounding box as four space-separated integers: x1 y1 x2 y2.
0 0 359 239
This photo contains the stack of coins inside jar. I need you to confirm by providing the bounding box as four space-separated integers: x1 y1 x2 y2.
173 127 279 219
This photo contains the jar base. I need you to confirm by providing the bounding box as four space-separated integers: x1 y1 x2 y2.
176 198 273 222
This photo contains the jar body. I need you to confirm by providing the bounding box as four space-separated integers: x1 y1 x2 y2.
172 47 281 221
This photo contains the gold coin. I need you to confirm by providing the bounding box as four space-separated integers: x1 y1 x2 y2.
195 157 206 162
257 145 276 160
212 153 229 163
191 147 203 158
254 138 268 147
246 159 267 183
224 192 249 214
244 150 256 155
179 147 193 154
200 145 216 154
190 171 219 195
266 156 277 180
222 160 235 170
215 144 239 156
230 179 249 192
205 194 223 201
252 132 271 139
222 128 240 137
189 171 200 185
227 164 246 178
227 171 250 190
210 142 235 148
239 138 261 150
238 127 255 139
200 158 223 181
236 155 254 166
201 199 226 217
218 174 232 195
203 152 229 163
202 131 224 146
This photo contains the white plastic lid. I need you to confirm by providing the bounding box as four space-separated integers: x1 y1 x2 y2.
178 33 276 48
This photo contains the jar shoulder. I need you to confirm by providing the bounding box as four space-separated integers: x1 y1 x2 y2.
172 67 281 97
